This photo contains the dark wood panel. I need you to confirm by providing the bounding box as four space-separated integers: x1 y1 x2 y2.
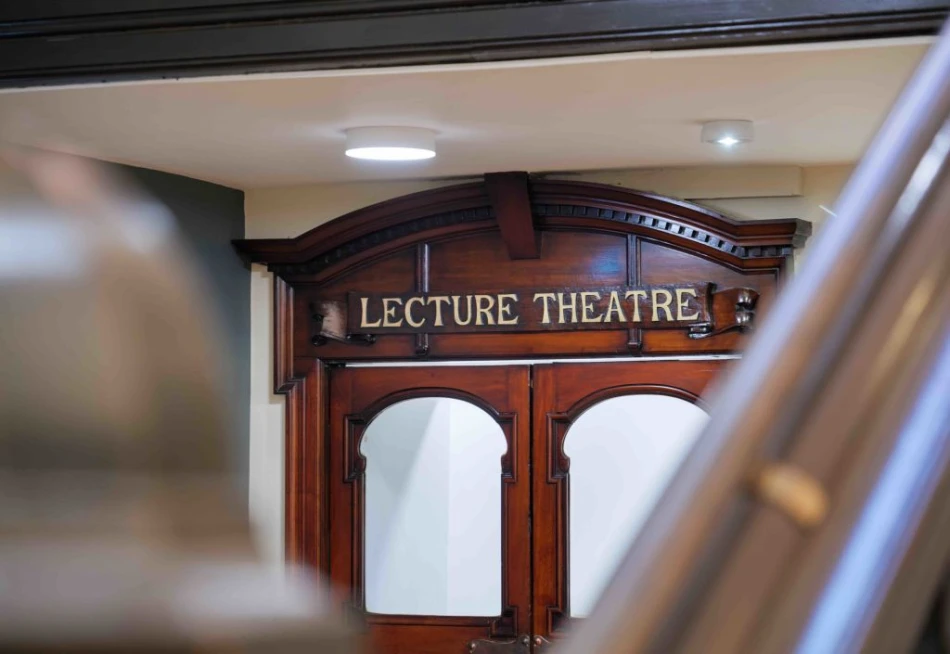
429 330 633 358
367 623 491 654
293 249 417 359
531 360 727 643
640 239 779 298
1 1 944 88
430 231 627 291
293 230 777 359
237 179 809 280
638 239 779 353
328 365 532 654
486 171 539 260
259 179 805 652
248 177 806 634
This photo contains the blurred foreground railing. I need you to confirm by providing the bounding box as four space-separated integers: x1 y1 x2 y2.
0 151 357 652
558 21 950 654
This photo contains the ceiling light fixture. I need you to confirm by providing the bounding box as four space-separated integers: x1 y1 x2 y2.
345 126 437 161
701 120 754 148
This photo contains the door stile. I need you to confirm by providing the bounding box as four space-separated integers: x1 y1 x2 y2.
530 364 568 645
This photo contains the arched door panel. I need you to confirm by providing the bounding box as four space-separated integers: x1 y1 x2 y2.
328 365 532 654
531 359 724 643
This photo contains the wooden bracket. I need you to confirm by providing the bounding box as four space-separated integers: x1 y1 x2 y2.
688 287 758 339
310 301 375 347
485 172 540 260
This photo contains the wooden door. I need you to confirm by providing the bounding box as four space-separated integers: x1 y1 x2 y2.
328 365 532 654
531 359 725 646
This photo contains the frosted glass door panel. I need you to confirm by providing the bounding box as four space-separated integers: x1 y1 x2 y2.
565 394 709 617
361 397 507 616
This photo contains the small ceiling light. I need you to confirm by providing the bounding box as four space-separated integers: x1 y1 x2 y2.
345 126 437 161
701 120 754 148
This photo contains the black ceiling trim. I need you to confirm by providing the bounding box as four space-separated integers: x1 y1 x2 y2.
0 0 945 89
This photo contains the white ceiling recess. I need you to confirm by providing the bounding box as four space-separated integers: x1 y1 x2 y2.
0 37 930 189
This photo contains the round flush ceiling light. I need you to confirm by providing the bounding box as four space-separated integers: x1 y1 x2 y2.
345 126 437 161
701 120 754 148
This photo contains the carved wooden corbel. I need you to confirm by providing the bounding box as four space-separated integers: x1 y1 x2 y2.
688 286 758 339
485 172 540 260
310 301 375 346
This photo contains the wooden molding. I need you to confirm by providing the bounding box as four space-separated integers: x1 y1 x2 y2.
0 0 943 88
486 171 540 260
234 178 810 279
236 177 809 574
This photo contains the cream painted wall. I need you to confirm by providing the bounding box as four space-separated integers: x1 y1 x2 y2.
244 178 469 239
244 163 853 568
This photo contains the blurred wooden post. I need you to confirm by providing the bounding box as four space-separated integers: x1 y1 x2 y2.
0 150 359 653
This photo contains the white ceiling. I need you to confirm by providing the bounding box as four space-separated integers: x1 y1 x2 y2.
0 38 930 189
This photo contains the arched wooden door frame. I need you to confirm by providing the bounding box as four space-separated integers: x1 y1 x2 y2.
233 173 810 570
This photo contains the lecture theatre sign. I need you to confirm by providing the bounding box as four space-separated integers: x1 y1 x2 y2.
307 283 759 342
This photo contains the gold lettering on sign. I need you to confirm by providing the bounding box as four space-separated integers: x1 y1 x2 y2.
604 290 626 322
475 294 496 326
651 289 673 322
497 294 520 326
404 296 425 328
558 292 578 324
580 291 603 323
427 296 450 327
382 298 404 327
676 288 700 321
349 283 715 334
625 290 647 322
534 293 556 324
360 297 382 328
452 295 473 326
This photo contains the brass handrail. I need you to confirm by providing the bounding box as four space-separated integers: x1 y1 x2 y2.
557 21 950 654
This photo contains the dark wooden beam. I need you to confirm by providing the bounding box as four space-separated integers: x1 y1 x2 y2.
0 0 944 89
485 172 540 260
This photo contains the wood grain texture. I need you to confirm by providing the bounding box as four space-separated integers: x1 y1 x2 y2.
235 179 809 277
1 1 943 87
238 179 802 360
237 179 806 647
328 365 532 654
531 360 725 643
485 172 539 260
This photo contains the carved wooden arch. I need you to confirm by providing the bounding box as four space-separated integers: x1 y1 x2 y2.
236 177 809 280
233 173 810 567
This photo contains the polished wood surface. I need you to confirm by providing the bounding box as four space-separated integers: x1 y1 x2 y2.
485 171 539 260
327 360 725 653
233 178 806 580
241 179 803 371
531 360 725 645
328 366 532 654
233 178 807 652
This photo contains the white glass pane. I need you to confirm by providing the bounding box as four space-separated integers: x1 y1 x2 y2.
564 394 709 617
362 397 507 616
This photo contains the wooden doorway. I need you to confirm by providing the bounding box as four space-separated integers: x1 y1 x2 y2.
235 177 804 651
530 359 722 647
328 358 725 653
